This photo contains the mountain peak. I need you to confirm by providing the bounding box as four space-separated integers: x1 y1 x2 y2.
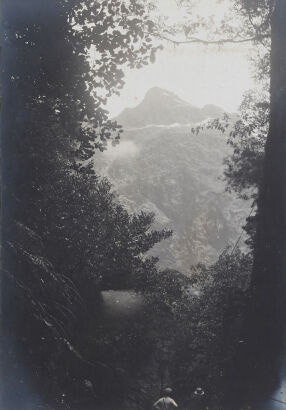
141 87 189 107
145 86 167 96
144 87 182 100
116 88 224 128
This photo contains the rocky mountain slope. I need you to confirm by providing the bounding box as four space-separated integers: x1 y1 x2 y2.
93 87 250 273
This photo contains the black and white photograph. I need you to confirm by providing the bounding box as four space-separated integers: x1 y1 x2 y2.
1 1 286 409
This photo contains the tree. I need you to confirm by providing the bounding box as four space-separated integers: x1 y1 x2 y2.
246 1 286 403
203 2 286 404
148 0 286 405
1 0 161 219
133 249 252 409
1 1 167 408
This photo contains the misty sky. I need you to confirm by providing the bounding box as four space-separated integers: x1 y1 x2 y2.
106 0 255 117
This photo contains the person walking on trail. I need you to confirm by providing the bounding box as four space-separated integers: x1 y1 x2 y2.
153 387 178 410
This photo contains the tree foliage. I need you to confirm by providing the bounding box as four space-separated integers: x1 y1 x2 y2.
129 249 252 409
1 1 168 408
2 1 282 409
151 2 286 407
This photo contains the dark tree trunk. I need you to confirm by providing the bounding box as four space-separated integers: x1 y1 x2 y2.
239 0 286 405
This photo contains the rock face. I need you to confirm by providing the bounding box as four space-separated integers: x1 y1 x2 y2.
93 87 250 273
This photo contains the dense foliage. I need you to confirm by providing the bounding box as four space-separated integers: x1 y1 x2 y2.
2 1 280 409
126 249 252 409
174 2 286 407
1 1 168 408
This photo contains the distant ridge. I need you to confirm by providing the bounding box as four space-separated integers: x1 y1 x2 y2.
115 87 225 127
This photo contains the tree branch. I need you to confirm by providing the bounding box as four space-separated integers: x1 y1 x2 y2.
151 32 270 45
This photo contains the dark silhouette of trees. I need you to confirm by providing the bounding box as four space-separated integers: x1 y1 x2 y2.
3 0 286 409
151 0 286 406
1 1 168 408
245 1 286 404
